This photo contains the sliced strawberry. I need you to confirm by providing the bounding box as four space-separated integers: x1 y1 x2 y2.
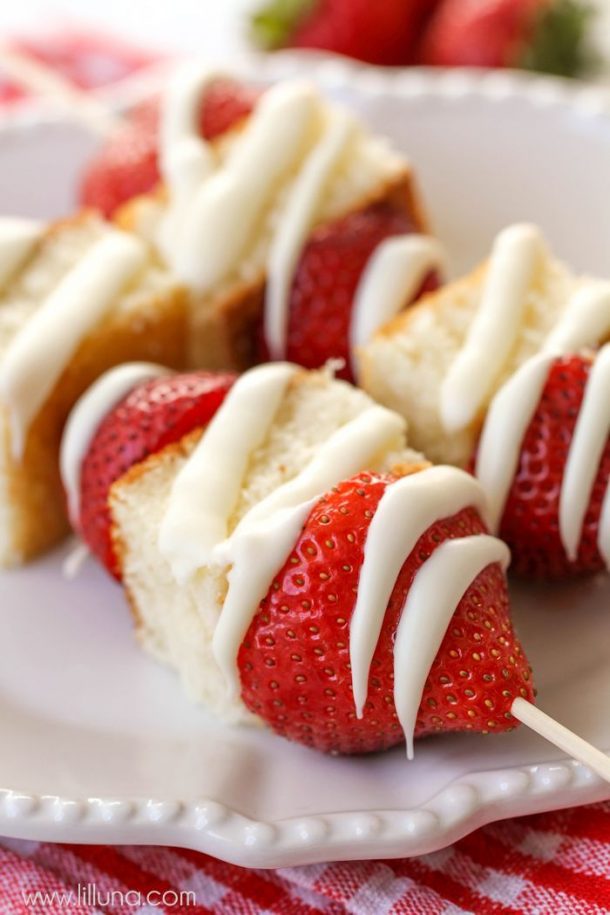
79 78 260 218
79 371 235 579
238 471 532 754
496 354 610 579
270 202 438 382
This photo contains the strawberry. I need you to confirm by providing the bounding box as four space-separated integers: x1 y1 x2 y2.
79 371 235 579
419 0 596 78
495 354 610 579
268 202 438 382
251 0 439 66
79 78 259 218
238 471 533 754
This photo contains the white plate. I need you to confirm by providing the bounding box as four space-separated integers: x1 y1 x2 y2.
1 62 610 866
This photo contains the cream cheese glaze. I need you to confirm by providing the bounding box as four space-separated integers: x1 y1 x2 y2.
157 66 427 369
559 344 610 561
264 109 356 360
157 63 218 261
476 342 610 568
166 80 318 291
394 534 509 758
0 217 42 290
475 353 556 533
154 360 501 753
211 403 407 691
350 234 444 374
158 363 298 583
0 229 146 460
350 466 490 718
61 362 170 525
440 223 545 433
543 281 610 354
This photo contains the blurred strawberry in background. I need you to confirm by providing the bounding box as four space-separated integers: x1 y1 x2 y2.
0 29 162 106
251 0 597 77
251 0 438 65
9 31 160 90
420 0 596 75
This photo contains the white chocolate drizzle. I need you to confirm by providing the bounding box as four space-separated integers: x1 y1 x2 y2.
158 363 297 583
166 80 318 291
0 217 41 290
475 353 555 533
158 67 427 371
350 234 444 372
543 281 610 354
440 224 544 433
350 467 489 717
159 62 217 197
0 230 146 460
264 109 356 360
157 63 218 261
152 362 504 752
476 343 610 568
394 534 509 758
559 344 610 561
61 362 169 525
211 404 407 691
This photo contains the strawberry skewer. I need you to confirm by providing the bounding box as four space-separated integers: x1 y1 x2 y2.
60 363 610 782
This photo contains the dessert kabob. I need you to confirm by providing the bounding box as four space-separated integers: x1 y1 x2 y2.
362 223 610 580
80 62 445 380
0 66 440 567
59 358 610 778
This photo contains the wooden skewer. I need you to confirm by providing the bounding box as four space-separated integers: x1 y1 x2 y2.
511 697 610 784
0 45 121 136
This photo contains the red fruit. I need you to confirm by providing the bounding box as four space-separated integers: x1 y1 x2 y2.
251 0 439 66
79 372 235 579
497 354 610 579
419 0 594 77
80 78 259 217
10 31 160 91
238 471 532 754
278 202 438 381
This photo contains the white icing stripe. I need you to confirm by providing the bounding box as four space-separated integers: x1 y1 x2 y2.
213 499 318 694
60 362 170 525
158 64 218 261
0 217 41 290
0 230 146 460
394 535 510 759
350 466 490 718
231 405 405 533
559 344 610 562
264 110 356 360
544 282 610 354
158 363 297 583
159 62 216 193
169 81 318 291
350 235 444 356
211 404 407 692
440 224 544 433
475 353 554 533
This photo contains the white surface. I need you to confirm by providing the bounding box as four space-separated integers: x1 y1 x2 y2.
0 65 610 864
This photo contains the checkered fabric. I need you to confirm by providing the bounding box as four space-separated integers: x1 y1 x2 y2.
2 801 610 914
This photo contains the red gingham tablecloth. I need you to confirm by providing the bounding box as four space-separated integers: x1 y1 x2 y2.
2 800 610 914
